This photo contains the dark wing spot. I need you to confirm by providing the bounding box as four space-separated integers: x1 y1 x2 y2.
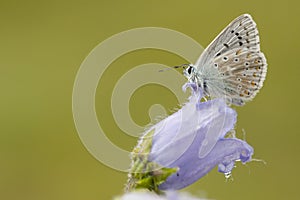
235 32 239 36
203 81 207 89
238 36 242 40
223 43 229 48
216 52 221 57
231 30 234 33
239 42 243 46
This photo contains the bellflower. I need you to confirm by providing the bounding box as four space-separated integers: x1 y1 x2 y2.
116 190 206 200
126 83 253 192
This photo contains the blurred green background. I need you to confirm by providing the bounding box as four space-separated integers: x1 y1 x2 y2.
1 0 299 199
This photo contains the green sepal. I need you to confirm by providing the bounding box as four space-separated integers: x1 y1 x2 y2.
125 128 178 194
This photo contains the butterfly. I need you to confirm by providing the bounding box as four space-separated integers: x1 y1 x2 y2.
183 14 267 106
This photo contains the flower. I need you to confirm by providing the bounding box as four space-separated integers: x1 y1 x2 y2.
115 190 206 200
126 83 253 192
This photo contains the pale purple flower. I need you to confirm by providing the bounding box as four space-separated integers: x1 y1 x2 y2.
116 190 206 200
146 83 253 190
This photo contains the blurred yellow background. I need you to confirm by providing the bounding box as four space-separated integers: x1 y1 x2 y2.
1 0 299 200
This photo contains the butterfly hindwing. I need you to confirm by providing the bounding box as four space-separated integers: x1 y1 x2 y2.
213 48 267 105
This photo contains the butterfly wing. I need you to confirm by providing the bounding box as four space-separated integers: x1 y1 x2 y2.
195 14 267 105
214 48 267 105
197 14 267 160
195 14 260 67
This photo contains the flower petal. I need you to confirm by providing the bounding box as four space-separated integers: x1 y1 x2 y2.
150 91 235 167
116 190 206 200
127 83 254 191
147 84 253 190
159 137 253 190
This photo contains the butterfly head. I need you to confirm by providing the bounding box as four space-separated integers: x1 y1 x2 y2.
183 64 196 80
183 64 209 95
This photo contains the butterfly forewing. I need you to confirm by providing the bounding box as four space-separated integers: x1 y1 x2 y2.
193 14 267 106
195 14 260 67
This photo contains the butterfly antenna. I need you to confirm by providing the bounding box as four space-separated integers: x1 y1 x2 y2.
158 64 190 72
158 68 172 72
173 64 190 70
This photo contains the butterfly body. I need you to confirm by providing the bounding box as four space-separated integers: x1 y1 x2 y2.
184 14 267 106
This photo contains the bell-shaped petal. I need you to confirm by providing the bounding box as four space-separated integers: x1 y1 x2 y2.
127 83 253 192
116 190 206 200
147 84 253 190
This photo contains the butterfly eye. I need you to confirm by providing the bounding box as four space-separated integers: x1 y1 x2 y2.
187 66 193 74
